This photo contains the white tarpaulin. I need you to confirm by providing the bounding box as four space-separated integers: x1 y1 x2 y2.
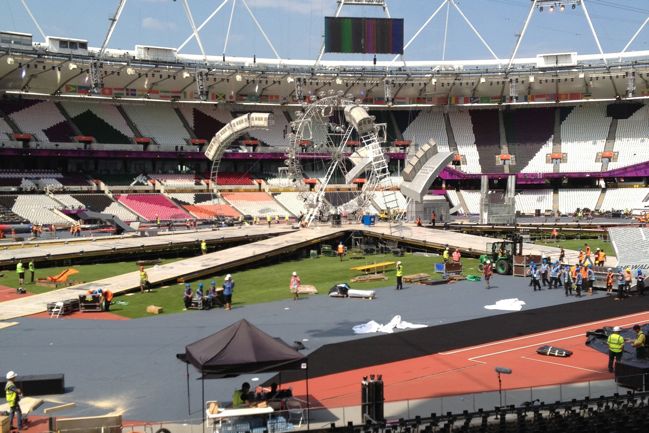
352 315 427 334
484 298 526 311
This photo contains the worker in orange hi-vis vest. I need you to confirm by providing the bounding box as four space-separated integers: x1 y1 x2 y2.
337 242 345 261
551 227 558 240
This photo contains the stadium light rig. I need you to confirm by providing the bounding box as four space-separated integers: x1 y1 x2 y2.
536 0 580 12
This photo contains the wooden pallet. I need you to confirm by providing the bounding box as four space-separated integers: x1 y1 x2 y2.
351 273 388 283
403 273 431 283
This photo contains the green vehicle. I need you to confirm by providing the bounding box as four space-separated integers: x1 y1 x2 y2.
479 235 524 275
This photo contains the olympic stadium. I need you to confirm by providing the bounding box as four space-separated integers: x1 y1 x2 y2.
2 0 649 432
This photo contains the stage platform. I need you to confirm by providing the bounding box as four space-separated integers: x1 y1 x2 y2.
0 223 589 320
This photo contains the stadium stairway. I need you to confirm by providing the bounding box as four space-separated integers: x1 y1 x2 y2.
443 112 459 153
552 108 562 173
601 118 618 171
498 110 510 174
455 190 471 215
115 105 145 140
54 102 82 136
173 107 197 140
552 189 559 214
595 189 606 211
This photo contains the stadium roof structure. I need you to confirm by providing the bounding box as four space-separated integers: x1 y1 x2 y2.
0 0 648 106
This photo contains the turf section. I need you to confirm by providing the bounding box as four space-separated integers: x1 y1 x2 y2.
0 258 181 295
112 253 481 319
533 238 615 257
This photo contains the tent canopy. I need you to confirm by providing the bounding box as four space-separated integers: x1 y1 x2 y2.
177 319 305 376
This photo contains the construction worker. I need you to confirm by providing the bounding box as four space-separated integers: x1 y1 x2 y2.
290 271 301 301
395 261 404 290
483 260 493 289
104 289 113 312
586 264 595 295
629 324 648 359
5 371 23 431
274 215 279 224
266 214 272 227
415 216 422 227
337 242 345 261
28 260 35 284
637 269 646 296
201 239 208 255
607 326 625 372
139 266 149 293
577 249 584 266
284 215 290 224
452 248 461 263
442 246 450 263
16 261 25 293
606 268 615 296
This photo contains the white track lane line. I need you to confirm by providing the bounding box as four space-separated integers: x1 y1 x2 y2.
520 356 606 374
440 310 649 355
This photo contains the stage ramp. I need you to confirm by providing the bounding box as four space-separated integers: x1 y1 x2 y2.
608 227 649 272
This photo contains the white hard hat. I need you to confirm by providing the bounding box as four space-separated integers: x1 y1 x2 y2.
397 261 402 265
613 326 622 332
292 271 297 276
225 274 232 280
6 371 16 380
486 260 491 264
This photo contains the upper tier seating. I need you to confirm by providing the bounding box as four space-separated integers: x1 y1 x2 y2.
609 104 649 170
0 117 12 139
122 104 189 145
1 194 73 224
63 101 133 144
401 111 449 151
505 108 555 173
600 188 649 212
179 105 232 141
520 140 554 173
558 188 600 214
221 192 291 217
468 110 501 173
560 105 610 172
183 204 240 219
274 192 310 216
448 111 482 173
10 101 75 142
115 194 191 220
0 98 41 116
214 172 254 185
514 190 553 215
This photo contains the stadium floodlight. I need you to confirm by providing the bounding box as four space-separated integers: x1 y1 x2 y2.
182 71 191 79
335 77 343 85
529 75 535 82
480 77 486 83
235 74 242 82
126 67 135 76
68 62 78 71
6 56 14 65
286 76 294 84
431 78 437 85
578 71 585 79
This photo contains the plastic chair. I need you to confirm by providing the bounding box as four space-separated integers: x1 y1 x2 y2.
285 399 304 427
50 301 64 318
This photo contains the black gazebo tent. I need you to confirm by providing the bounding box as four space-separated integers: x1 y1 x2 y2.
177 319 308 428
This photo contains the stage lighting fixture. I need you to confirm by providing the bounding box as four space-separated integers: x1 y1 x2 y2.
549 5 554 12
560 4 565 11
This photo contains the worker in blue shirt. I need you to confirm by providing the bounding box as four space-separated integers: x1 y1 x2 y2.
575 266 583 297
183 283 193 310
223 274 234 310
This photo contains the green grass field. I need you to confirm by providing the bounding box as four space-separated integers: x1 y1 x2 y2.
533 239 615 257
0 258 181 294
1 252 480 319
109 253 480 319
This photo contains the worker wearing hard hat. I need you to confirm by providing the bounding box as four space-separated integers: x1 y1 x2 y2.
5 371 23 431
607 326 625 373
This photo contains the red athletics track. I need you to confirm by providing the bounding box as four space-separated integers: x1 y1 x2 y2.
286 310 649 408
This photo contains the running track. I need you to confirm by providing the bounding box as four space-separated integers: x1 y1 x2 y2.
286 310 649 407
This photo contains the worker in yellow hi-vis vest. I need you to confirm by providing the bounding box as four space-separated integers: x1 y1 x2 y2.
395 261 404 291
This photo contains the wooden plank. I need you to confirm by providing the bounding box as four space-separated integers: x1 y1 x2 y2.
403 273 431 283
350 261 396 272
43 402 77 414
351 274 387 283
0 397 42 414
55 414 121 433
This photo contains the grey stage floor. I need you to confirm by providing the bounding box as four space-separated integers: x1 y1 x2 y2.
0 275 603 422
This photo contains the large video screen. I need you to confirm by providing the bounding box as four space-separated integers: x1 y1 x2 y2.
324 17 404 55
